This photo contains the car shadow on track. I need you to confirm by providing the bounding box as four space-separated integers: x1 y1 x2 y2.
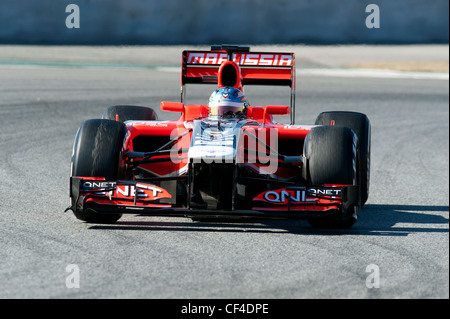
88 204 449 236
348 204 449 236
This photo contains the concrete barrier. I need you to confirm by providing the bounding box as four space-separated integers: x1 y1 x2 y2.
0 0 448 44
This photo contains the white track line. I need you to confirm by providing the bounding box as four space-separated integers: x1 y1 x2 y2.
298 68 449 80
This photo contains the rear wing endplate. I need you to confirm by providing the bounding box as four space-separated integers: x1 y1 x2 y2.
181 45 296 124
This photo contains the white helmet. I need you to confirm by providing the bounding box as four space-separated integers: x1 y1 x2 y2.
208 87 249 117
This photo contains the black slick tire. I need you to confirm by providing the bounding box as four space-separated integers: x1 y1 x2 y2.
315 111 371 206
71 119 126 223
303 125 360 228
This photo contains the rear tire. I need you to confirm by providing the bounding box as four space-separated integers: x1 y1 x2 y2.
71 119 126 223
102 105 158 122
303 126 360 228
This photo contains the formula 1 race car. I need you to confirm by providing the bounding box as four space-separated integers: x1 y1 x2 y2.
67 45 371 228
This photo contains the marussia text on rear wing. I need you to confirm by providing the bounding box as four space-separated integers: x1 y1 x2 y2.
181 45 296 124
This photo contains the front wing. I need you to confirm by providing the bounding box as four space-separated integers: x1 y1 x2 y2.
67 177 359 220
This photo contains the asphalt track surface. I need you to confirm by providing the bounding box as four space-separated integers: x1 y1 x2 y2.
0 45 448 299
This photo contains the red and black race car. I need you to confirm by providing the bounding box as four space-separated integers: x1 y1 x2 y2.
67 45 371 228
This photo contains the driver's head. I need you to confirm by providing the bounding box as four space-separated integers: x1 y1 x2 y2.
208 87 249 117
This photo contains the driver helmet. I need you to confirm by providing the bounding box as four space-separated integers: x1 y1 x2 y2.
208 87 249 117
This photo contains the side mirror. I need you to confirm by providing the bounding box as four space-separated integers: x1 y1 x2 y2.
265 105 290 115
160 101 185 112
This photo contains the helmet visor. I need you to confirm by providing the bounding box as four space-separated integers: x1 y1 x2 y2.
209 103 245 116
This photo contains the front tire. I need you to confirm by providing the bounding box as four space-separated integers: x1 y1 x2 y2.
315 111 370 206
303 125 360 228
71 119 126 223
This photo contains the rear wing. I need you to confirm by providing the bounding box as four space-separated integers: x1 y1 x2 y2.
181 45 296 124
